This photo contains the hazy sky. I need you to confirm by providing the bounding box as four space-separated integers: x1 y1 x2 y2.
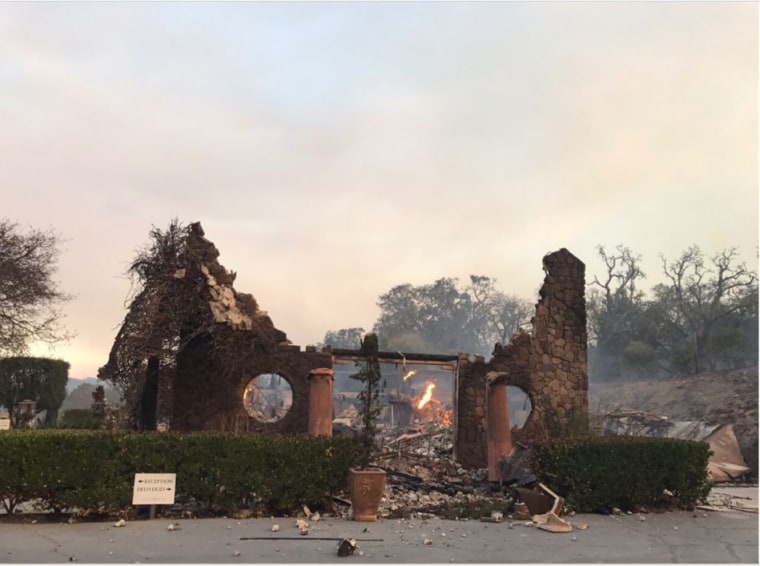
1 2 757 379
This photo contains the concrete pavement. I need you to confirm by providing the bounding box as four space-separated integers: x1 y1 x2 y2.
1 506 757 563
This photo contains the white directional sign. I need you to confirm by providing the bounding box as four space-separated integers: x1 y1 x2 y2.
132 473 177 505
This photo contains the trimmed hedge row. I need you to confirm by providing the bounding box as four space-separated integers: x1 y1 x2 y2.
0 430 359 516
531 436 711 512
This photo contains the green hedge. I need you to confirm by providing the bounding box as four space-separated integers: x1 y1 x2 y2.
0 430 358 516
531 436 711 512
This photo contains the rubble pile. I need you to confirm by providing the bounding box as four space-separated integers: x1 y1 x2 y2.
335 419 513 519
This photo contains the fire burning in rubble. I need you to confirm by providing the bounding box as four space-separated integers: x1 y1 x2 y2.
417 382 436 410
437 408 453 426
402 369 417 381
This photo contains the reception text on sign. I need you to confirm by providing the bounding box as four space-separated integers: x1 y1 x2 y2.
132 473 177 505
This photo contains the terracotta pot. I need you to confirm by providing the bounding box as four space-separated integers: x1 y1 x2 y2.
349 468 386 522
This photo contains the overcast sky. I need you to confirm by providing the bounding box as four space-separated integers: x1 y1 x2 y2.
1 2 757 379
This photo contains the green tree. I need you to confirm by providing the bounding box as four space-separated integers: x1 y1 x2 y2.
350 333 384 469
373 276 531 356
0 220 73 355
0 357 69 427
373 278 466 353
320 327 366 349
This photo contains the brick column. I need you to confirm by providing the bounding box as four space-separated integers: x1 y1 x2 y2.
487 381 512 481
308 368 334 436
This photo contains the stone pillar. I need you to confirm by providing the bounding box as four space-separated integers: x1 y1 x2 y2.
308 368 334 437
487 382 512 481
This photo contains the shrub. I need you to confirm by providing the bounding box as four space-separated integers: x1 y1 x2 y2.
0 430 358 516
531 436 711 512
59 409 100 429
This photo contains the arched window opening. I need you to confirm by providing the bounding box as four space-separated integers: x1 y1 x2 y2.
507 385 532 429
243 373 293 423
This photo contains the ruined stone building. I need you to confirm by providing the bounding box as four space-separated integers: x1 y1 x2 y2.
100 222 588 473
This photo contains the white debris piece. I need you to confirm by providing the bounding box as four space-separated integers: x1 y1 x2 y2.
113 519 127 528
167 523 180 531
271 524 280 532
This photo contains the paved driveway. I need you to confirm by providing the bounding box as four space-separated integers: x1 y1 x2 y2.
1 506 757 563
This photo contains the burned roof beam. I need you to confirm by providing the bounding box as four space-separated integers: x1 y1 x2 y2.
329 349 461 363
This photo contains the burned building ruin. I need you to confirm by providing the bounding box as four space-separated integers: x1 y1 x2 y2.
100 222 588 472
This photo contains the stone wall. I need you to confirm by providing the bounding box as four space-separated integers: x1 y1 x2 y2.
454 354 489 467
456 248 588 468
172 340 331 433
166 223 331 434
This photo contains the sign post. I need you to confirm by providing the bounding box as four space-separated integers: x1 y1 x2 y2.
132 473 177 518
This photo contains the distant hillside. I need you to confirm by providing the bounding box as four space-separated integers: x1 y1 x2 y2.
66 377 101 394
60 380 123 414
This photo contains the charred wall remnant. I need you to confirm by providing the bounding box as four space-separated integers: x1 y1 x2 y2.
99 221 327 434
456 248 589 468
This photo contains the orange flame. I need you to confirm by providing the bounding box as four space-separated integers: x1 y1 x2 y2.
416 382 436 410
437 409 453 426
402 370 417 381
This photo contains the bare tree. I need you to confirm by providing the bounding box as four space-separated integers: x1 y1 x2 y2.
467 275 532 352
586 245 647 380
0 220 73 355
659 246 757 373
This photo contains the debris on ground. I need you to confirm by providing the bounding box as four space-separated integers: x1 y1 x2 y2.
480 510 504 523
700 489 759 514
513 502 531 520
514 486 554 516
532 483 573 533
534 512 573 533
271 523 280 532
330 417 507 520
167 522 180 531
336 538 357 557
497 443 536 486
113 519 126 527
